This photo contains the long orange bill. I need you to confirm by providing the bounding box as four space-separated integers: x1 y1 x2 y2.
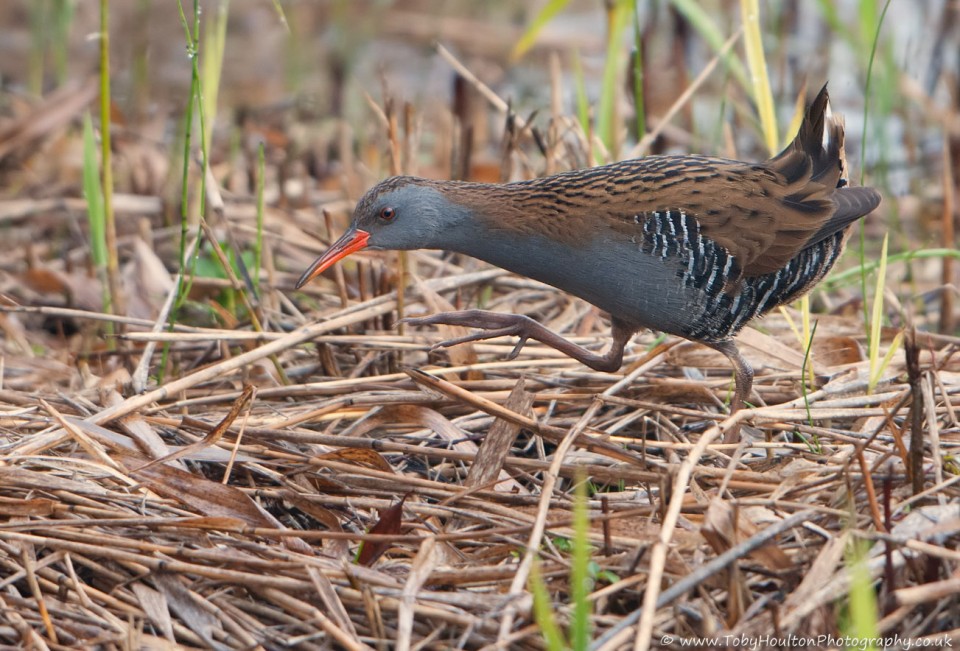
295 228 370 289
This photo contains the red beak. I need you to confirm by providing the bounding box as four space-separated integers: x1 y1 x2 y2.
295 229 370 289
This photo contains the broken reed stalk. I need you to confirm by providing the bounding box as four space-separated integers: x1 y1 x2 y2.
904 327 924 494
941 133 956 334
324 208 351 309
381 90 407 338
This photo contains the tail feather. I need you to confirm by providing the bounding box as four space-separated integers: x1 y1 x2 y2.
806 186 882 247
767 83 880 247
770 83 846 190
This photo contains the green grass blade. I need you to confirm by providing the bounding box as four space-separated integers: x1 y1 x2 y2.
857 0 892 337
53 0 75 86
174 0 209 305
99 0 119 319
597 0 631 157
254 142 265 293
160 0 199 381
782 87 806 153
630 0 645 140
740 0 778 155
875 330 903 387
512 0 571 60
799 319 819 428
858 0 878 51
858 0 892 187
82 113 107 289
824 248 960 288
268 0 289 33
201 0 230 156
162 0 207 384
570 476 592 651
845 540 879 650
529 560 567 651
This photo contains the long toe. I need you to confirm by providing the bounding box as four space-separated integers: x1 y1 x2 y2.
416 310 530 330
429 326 523 350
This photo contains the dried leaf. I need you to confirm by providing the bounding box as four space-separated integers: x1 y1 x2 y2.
357 493 410 566
131 582 175 643
812 335 864 367
152 574 225 650
351 404 468 450
465 378 531 493
282 491 351 559
701 499 792 571
134 385 254 473
316 447 394 473
21 268 70 294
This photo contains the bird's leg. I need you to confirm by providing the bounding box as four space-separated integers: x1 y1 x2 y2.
705 339 754 438
401 309 637 373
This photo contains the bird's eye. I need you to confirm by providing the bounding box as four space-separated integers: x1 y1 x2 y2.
379 206 396 222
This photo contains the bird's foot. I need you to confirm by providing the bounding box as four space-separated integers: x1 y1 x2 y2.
401 309 636 373
399 310 536 359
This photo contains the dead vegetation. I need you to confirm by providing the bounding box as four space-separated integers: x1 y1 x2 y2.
0 2 959 650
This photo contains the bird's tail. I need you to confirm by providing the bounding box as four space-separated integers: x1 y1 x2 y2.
770 83 847 191
771 83 881 246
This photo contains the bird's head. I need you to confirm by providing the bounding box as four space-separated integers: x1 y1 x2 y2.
296 176 465 289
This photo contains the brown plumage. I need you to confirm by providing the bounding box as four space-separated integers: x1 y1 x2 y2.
297 85 881 433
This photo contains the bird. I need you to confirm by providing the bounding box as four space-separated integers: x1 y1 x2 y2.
296 84 881 424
